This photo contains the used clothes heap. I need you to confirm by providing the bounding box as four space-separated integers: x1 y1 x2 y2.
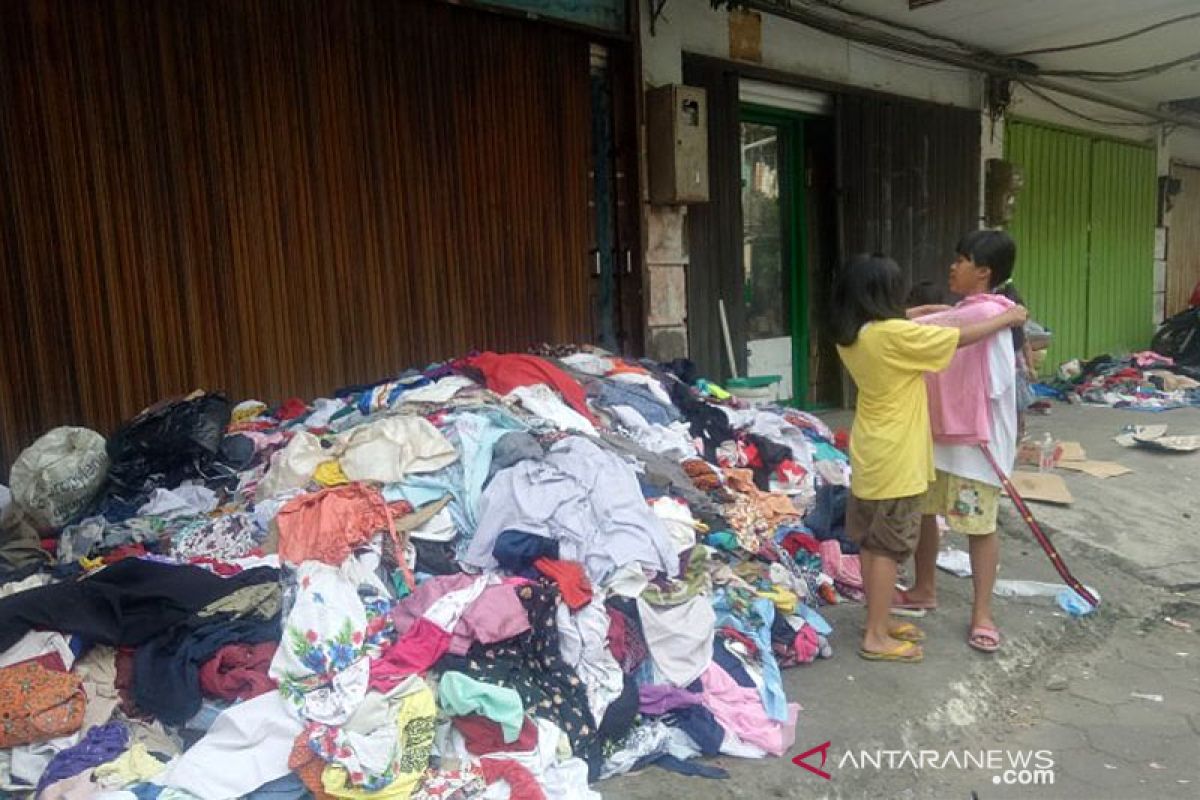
0 348 858 800
1050 351 1200 411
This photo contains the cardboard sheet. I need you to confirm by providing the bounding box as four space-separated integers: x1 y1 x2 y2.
1138 435 1200 453
1008 471 1074 504
1115 425 1169 447
1114 425 1200 453
1057 460 1133 479
1057 441 1087 462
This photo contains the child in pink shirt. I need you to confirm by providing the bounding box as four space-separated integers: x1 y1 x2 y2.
896 231 1021 654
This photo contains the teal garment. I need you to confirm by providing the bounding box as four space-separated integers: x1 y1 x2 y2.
814 442 848 464
438 671 525 743
397 407 528 543
706 531 738 551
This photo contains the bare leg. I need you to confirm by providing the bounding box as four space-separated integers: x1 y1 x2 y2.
861 549 918 655
906 514 940 605
968 532 1000 631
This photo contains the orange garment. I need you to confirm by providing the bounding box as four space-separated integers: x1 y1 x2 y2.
289 734 336 800
608 359 651 376
275 484 396 566
0 662 86 747
682 459 722 492
533 558 592 610
722 468 798 523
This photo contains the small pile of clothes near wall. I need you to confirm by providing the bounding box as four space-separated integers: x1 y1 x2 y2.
0 347 860 800
1047 351 1200 411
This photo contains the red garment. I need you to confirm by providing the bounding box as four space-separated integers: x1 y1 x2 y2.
532 558 592 610
369 618 452 691
199 642 277 701
780 531 820 558
187 556 245 576
1191 280 1200 308
275 398 309 421
453 715 538 756
103 544 148 564
6 652 67 673
718 626 759 657
606 607 648 674
462 352 595 423
480 758 546 800
739 441 762 469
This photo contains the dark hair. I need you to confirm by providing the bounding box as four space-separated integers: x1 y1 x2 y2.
907 280 946 308
956 229 1016 290
831 253 908 346
958 229 1025 349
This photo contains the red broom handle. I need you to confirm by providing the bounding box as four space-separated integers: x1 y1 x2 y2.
978 444 1099 608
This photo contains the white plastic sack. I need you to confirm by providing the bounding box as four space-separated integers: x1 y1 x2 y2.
9 427 108 530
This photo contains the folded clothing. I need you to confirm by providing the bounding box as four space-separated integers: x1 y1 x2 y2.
199 642 278 701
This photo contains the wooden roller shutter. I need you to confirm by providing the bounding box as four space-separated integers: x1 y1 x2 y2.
0 0 593 470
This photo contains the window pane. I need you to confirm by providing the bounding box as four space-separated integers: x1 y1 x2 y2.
740 121 789 339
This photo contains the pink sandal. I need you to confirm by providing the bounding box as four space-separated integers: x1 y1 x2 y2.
968 625 1001 653
891 588 937 617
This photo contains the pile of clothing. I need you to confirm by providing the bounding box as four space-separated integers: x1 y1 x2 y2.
0 348 860 799
1050 351 1200 411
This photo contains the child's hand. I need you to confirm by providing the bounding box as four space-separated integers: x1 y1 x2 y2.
906 304 953 319
1006 306 1029 327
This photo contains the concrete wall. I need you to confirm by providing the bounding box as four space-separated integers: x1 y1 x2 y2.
637 0 1200 357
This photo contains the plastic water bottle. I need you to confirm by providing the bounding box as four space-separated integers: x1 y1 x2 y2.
1057 587 1099 616
1038 432 1056 472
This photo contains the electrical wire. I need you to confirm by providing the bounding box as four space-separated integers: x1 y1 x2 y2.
796 1 1200 84
1038 49 1200 81
793 1 1200 84
1006 10 1200 57
847 41 974 76
800 0 979 54
1017 81 1158 128
735 0 1200 130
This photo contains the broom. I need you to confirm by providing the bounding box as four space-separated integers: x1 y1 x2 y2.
979 443 1099 608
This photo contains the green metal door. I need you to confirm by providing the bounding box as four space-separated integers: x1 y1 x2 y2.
1006 122 1092 371
1006 120 1156 370
1087 139 1157 357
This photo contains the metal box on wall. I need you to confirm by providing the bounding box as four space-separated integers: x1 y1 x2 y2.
646 84 709 204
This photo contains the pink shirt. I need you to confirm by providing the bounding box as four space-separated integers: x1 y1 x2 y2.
390 574 530 656
919 294 1014 445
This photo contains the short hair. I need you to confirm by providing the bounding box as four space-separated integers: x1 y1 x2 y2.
956 229 1016 288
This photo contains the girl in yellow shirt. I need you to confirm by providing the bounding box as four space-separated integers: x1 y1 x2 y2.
834 254 1026 662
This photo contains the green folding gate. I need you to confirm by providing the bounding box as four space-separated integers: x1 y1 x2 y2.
1006 120 1156 370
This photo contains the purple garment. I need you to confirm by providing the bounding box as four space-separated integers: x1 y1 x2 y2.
638 684 704 715
36 721 130 792
391 574 530 655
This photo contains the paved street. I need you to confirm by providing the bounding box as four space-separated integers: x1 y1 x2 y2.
611 405 1200 799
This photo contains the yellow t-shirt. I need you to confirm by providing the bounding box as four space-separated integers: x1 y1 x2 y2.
837 319 959 500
